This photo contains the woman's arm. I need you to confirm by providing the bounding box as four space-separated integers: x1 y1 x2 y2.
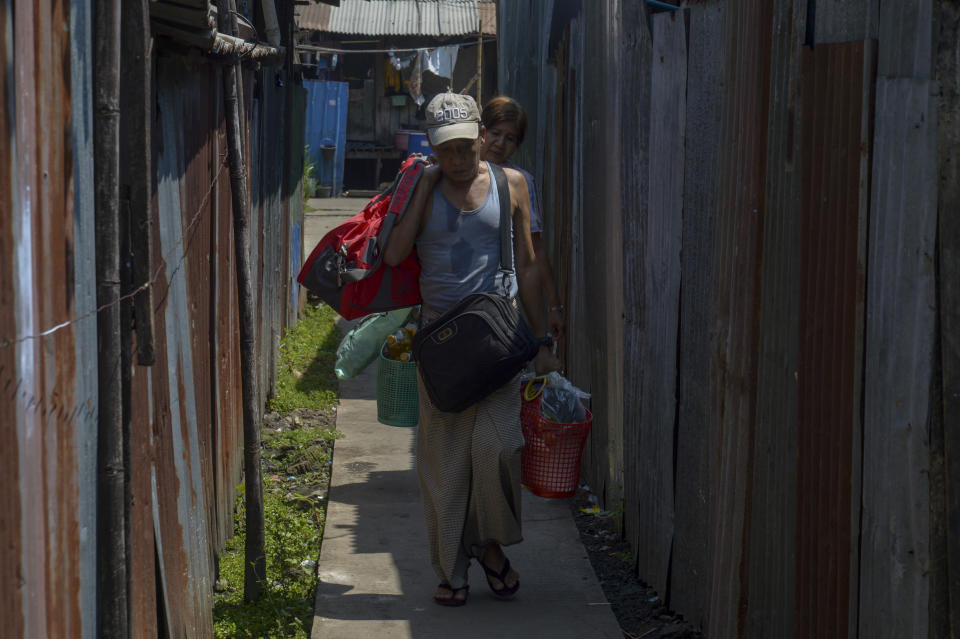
507 168 560 375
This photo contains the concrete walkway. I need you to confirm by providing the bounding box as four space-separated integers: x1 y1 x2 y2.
305 196 622 639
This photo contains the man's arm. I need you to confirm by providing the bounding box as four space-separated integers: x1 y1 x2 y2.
383 164 441 266
506 168 560 375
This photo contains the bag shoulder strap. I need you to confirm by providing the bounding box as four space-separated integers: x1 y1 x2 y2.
489 162 513 273
371 158 425 266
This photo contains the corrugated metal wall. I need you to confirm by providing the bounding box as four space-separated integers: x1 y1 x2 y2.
1 2 99 637
499 1 959 636
1 3 305 636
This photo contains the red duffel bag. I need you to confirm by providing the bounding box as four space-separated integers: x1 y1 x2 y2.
297 155 425 319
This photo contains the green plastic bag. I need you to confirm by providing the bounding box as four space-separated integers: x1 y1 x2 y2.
334 308 413 379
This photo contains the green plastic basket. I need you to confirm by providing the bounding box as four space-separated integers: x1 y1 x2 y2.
376 349 419 427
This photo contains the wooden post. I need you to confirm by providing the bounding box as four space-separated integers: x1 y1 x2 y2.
121 0 154 366
217 0 266 603
94 0 127 633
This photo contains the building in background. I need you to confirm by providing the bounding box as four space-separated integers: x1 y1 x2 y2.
296 0 497 193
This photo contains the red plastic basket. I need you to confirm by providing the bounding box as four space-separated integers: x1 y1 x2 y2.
520 392 592 499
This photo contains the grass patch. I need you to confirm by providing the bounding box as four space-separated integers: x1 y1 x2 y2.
267 303 341 415
214 301 342 638
213 484 323 639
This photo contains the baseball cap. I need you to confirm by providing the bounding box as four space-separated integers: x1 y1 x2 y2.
425 93 481 146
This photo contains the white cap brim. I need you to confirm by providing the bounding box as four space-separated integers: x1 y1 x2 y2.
427 121 479 146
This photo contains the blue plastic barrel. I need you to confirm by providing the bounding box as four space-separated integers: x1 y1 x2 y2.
407 132 432 156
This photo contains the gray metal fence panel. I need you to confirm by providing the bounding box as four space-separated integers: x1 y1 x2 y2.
672 3 724 629
631 9 681 599
70 0 100 635
861 75 937 639
495 1 952 634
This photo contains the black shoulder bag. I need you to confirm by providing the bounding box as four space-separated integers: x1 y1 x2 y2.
411 163 551 413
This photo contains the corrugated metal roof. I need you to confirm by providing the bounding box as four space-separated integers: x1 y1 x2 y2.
298 0 495 37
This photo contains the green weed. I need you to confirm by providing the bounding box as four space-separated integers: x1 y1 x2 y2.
267 303 340 415
213 485 323 639
214 301 341 638
303 145 318 201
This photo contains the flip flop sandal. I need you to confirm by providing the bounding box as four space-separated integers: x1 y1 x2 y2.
479 557 520 599
433 584 469 607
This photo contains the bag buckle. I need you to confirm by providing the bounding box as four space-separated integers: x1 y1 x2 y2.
335 247 348 287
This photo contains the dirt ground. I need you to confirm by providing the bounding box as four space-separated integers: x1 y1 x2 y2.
569 488 704 639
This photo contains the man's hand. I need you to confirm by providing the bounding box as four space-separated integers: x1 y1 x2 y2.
410 152 438 164
532 345 561 376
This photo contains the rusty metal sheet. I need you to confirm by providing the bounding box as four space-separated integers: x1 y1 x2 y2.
121 7 158 630
128 50 161 639
288 85 307 327
129 357 159 639
37 2 83 636
795 40 875 639
153 57 217 636
70 0 101 632
671 3 724 629
744 1 805 637
208 91 241 550
2 1 92 637
180 63 222 560
478 0 496 36
138 52 299 637
297 3 333 33
255 76 287 404
860 75 937 639
12 5 48 635
707 0 774 636
213 134 244 549
0 3 24 636
250 91 269 409
0 4 299 636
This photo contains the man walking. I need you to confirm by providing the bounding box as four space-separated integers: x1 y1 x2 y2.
383 93 560 607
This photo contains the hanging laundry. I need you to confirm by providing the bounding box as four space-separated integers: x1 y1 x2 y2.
423 45 459 80
408 51 425 105
385 64 403 93
389 50 416 70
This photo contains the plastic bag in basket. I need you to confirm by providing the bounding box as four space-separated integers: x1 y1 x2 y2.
524 372 590 423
